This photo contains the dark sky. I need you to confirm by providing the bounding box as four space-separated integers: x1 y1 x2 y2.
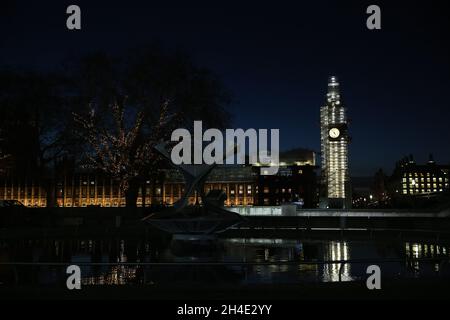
1 0 450 176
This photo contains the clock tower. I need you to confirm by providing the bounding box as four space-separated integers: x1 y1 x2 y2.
320 76 351 209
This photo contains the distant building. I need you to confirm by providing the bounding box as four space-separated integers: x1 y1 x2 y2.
0 148 318 208
372 169 389 202
390 154 450 197
164 165 257 207
351 176 374 208
319 76 351 209
254 149 318 208
0 167 256 208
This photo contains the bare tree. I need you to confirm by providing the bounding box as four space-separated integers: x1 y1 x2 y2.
0 136 10 174
68 48 232 208
0 47 232 207
73 99 175 207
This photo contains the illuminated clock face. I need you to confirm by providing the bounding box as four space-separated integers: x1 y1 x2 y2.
329 128 340 138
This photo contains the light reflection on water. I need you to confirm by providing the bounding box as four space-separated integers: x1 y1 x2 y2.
1 237 450 286
323 241 351 282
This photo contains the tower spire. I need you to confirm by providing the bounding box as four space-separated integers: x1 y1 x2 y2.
327 76 340 102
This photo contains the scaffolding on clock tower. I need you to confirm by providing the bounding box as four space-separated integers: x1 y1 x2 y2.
319 76 352 209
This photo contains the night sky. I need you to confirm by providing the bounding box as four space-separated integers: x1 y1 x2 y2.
1 0 450 176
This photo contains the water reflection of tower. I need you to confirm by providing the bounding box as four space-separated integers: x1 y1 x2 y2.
322 241 352 282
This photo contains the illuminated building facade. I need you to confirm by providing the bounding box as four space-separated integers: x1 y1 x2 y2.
391 155 450 196
0 164 317 208
0 151 318 208
0 166 256 208
255 149 318 208
320 76 351 209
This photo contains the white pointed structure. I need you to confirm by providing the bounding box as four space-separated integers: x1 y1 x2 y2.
320 76 352 209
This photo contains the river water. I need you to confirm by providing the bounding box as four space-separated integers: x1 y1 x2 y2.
1 236 449 287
